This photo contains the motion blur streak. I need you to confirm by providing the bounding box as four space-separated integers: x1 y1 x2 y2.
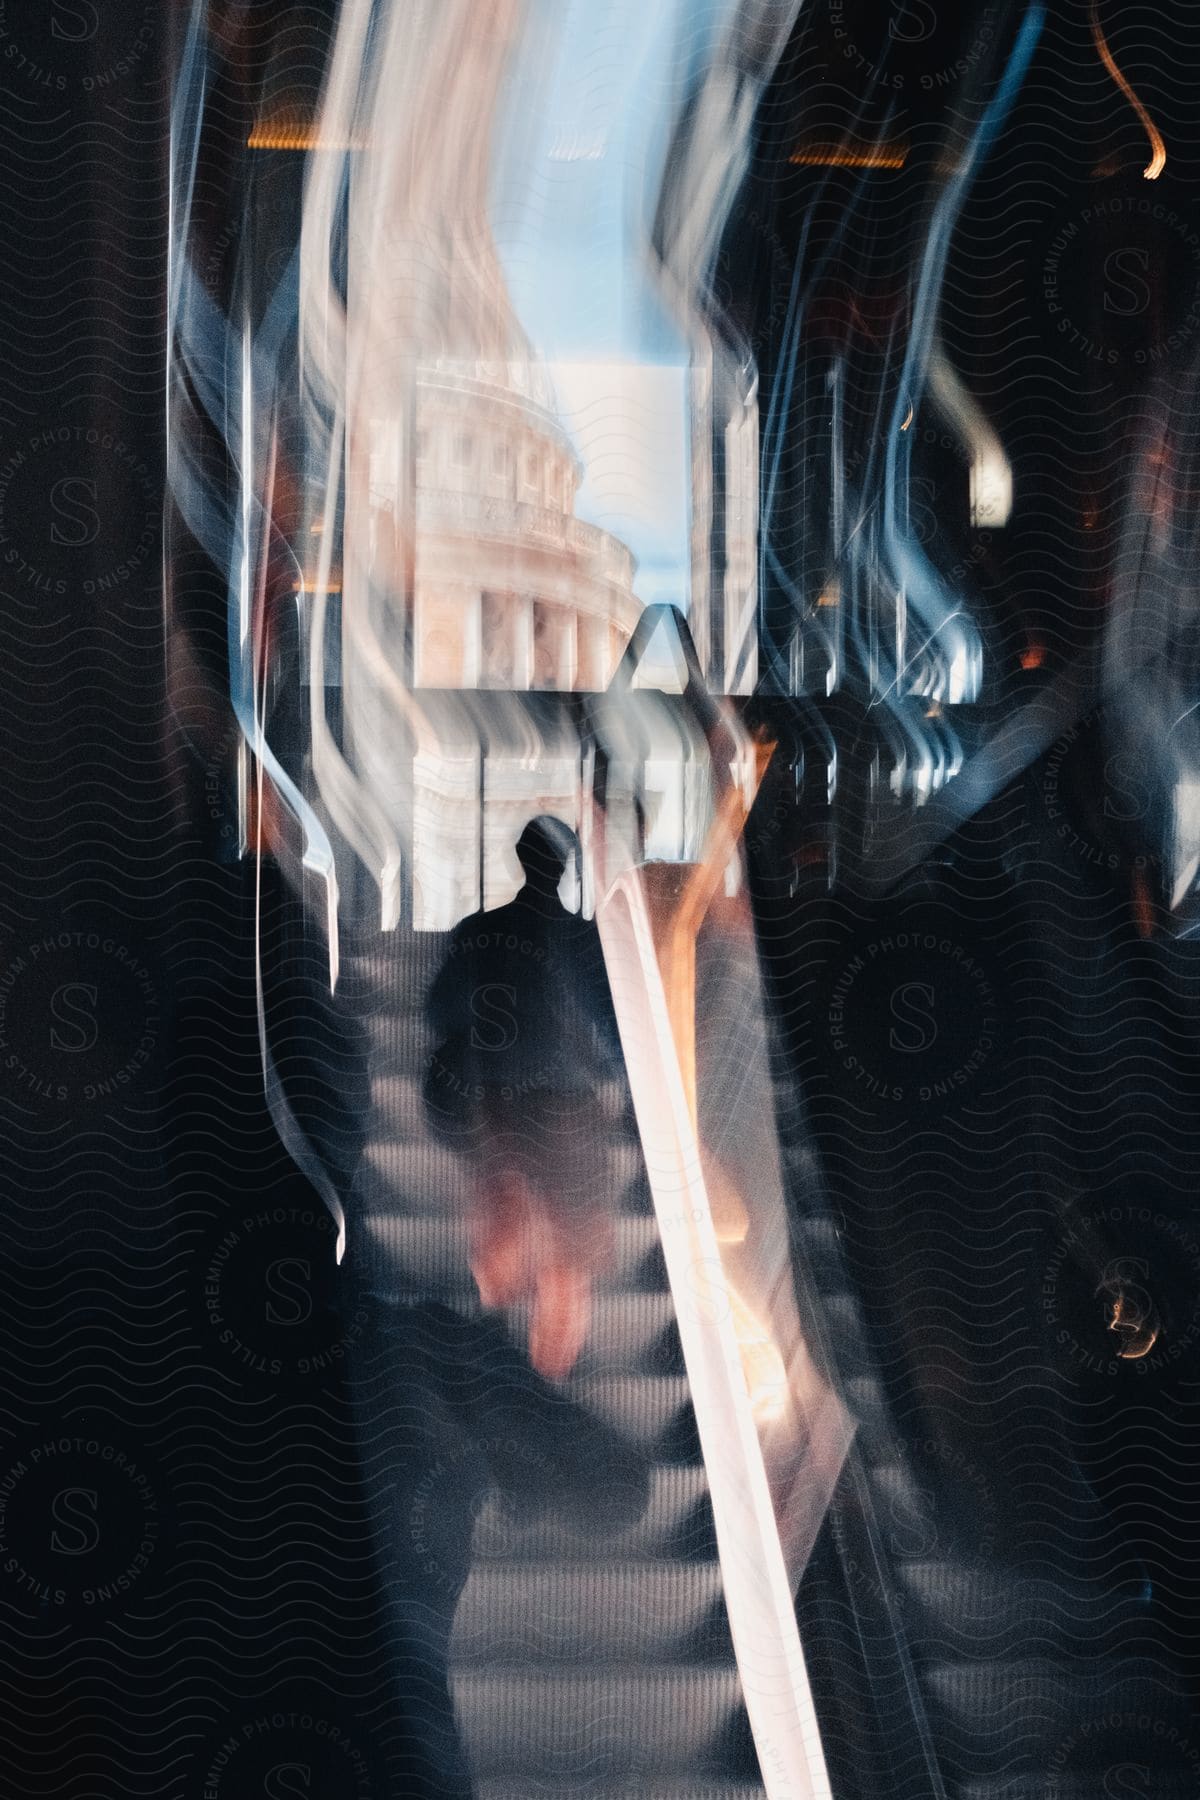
863 345 1200 921
168 8 353 1252
875 5 1043 712
1103 367 1200 926
789 145 908 169
1091 1 1167 179
756 11 1042 838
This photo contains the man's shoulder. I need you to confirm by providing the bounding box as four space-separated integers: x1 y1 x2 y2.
445 903 524 949
439 900 603 980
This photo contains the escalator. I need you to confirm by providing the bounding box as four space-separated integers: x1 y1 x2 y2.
783 1134 1199 1800
277 798 1200 1800
338 924 770 1798
250 668 1200 1800
753 736 1200 1800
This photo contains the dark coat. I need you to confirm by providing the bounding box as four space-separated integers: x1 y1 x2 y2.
424 887 622 1128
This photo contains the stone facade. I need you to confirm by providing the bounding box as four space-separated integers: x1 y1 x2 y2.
368 357 643 693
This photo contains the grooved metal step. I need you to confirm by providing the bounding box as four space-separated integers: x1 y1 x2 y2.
363 1121 649 1211
503 1292 682 1376
957 1777 1199 1800
471 1465 713 1563
476 1785 765 1800
894 1559 1164 1659
342 945 448 989
369 1073 433 1140
346 927 760 1796
360 1137 475 1212
343 984 438 1021
450 1667 755 1777
571 1377 700 1460
922 1660 1191 1779
866 1454 929 1513
451 1561 728 1662
365 1054 632 1132
362 1212 667 1292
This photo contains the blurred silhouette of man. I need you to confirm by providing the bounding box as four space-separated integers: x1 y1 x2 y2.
424 816 625 1379
284 817 647 1798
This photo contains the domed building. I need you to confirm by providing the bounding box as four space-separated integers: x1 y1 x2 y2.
400 355 642 693
357 348 645 928
333 0 722 924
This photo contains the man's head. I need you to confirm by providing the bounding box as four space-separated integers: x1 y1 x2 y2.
514 817 573 898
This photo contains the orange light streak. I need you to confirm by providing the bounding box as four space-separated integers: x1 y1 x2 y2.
789 144 907 169
1090 5 1166 179
248 117 367 152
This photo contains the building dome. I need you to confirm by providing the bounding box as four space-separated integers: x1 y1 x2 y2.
405 352 641 691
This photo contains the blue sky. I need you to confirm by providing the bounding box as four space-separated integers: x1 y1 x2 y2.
488 0 735 607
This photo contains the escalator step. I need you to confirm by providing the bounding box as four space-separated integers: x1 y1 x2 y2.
866 1455 927 1516
342 943 448 990
570 1376 700 1461
340 992 441 1049
359 1005 433 1076
894 1558 1166 1659
363 1116 648 1206
956 1775 1199 1800
923 1659 1192 1779
369 1073 432 1139
359 1290 681 1377
472 1464 713 1562
451 1666 755 1777
476 1784 765 1799
506 1292 682 1376
362 1213 666 1292
451 1560 729 1662
360 1137 474 1211
373 1071 637 1136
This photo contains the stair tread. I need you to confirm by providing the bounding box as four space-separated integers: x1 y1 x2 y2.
452 1560 730 1662
473 1464 712 1560
360 1132 648 1215
369 1067 632 1108
919 1656 1193 1779
449 1656 752 1684
956 1776 1200 1800
896 1557 1167 1635
567 1375 697 1456
452 1663 749 1687
359 1138 474 1207
451 1664 755 1777
925 1653 1192 1695
461 1556 722 1581
361 1211 666 1292
497 1292 682 1375
344 943 761 1794
476 1786 764 1800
